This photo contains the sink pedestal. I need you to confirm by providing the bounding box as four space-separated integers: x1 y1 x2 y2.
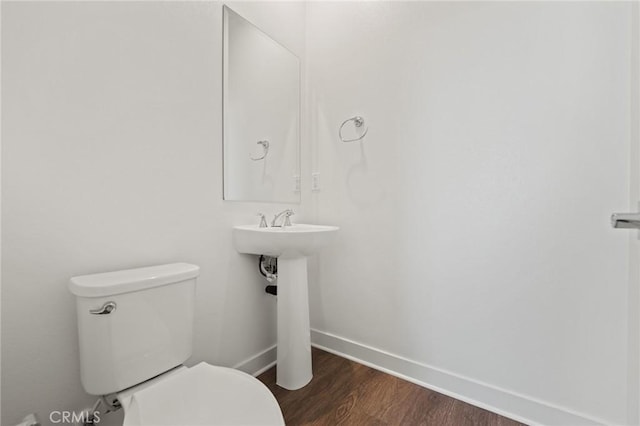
232 223 339 391
276 256 312 390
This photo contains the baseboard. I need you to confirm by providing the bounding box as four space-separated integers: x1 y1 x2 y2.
233 344 277 377
311 329 609 426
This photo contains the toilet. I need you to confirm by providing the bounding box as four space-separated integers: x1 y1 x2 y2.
68 263 284 426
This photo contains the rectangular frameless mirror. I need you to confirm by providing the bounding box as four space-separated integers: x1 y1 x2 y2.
223 5 301 203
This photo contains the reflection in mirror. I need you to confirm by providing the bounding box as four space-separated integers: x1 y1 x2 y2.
223 6 301 203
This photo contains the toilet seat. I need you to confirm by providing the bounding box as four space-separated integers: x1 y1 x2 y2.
117 362 284 426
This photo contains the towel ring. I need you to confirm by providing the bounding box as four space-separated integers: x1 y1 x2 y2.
339 116 368 142
250 140 269 161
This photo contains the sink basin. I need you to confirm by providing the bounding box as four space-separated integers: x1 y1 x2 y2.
233 224 339 258
232 223 339 391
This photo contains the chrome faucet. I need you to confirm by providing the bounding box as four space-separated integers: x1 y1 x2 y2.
271 209 294 227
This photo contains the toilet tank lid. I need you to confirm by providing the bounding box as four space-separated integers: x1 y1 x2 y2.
69 263 200 297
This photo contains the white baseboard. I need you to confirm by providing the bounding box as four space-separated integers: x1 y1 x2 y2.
232 331 609 425
233 344 277 377
310 329 609 426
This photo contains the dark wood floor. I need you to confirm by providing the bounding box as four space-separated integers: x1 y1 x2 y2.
258 348 525 426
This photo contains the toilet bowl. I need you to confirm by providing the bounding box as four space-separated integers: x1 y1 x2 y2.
69 263 284 426
117 363 283 426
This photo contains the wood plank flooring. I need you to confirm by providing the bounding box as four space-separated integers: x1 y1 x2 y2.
258 348 525 426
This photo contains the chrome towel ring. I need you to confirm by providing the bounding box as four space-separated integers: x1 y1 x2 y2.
250 140 269 161
339 116 368 142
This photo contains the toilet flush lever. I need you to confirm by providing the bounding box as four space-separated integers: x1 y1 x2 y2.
90 301 117 315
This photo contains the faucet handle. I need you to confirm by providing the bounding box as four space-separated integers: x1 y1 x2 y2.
257 212 268 228
284 210 294 227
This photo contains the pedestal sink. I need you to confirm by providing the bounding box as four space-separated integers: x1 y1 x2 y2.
233 224 339 390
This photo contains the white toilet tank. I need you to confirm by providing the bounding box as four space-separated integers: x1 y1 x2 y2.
68 263 200 395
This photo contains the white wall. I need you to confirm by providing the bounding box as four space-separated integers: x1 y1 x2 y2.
307 2 634 425
1 2 306 425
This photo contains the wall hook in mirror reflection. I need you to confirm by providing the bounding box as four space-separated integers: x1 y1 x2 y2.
250 140 269 161
339 116 369 142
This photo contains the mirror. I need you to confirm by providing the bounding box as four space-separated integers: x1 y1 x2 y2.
223 6 301 203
